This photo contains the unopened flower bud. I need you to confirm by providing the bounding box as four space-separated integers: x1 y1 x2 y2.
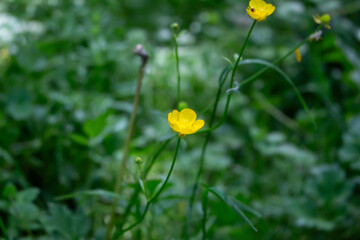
171 22 179 33
178 101 188 111
133 44 149 67
135 157 142 165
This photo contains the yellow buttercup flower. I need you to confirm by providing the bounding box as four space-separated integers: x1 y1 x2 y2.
295 48 302 63
246 0 275 22
168 108 204 137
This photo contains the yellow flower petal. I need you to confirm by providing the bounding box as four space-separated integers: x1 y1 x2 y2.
192 119 205 132
246 0 275 21
167 108 204 137
179 108 197 125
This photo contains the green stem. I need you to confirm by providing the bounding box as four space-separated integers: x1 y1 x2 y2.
117 137 173 231
184 66 231 238
106 56 146 240
184 20 256 239
230 20 257 88
238 28 320 88
112 137 182 239
198 25 322 134
173 32 181 106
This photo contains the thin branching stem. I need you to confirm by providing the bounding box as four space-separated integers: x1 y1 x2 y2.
184 20 256 239
117 137 174 231
197 25 323 134
106 47 148 240
112 137 181 239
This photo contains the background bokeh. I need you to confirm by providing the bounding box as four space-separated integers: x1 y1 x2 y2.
1 0 360 239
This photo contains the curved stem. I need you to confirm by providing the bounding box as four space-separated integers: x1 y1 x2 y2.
184 21 256 239
117 138 173 231
112 137 182 239
149 137 181 202
106 55 146 240
184 67 231 238
197 25 322 134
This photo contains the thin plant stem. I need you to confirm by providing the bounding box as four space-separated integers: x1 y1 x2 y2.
173 31 181 106
186 24 324 239
117 137 173 231
184 20 256 239
106 47 148 240
197 25 322 134
112 137 182 239
184 66 231 238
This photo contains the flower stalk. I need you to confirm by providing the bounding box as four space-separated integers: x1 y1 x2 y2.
172 23 182 107
112 137 182 239
184 20 256 238
105 44 149 240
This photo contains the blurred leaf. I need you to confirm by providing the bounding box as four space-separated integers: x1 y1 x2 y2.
55 189 126 202
238 58 316 128
338 114 360 169
70 134 89 146
83 111 110 138
1 183 17 200
42 203 90 240
204 187 258 232
16 188 40 203
6 89 33 120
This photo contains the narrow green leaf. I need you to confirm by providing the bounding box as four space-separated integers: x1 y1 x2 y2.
55 189 125 201
237 58 317 128
207 187 258 232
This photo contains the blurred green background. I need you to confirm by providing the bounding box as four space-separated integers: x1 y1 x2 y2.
1 0 360 239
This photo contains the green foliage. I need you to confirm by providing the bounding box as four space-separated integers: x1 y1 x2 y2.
1 0 360 239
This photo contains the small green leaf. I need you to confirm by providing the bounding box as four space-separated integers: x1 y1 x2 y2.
70 134 89 146
17 188 40 203
83 112 110 138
